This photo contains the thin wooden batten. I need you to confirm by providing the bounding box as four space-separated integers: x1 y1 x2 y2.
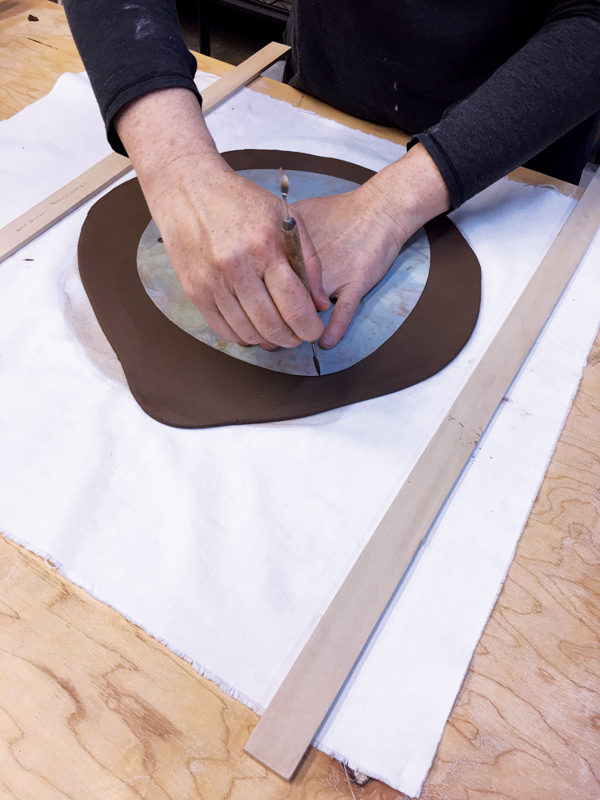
244 172 600 779
0 41 290 265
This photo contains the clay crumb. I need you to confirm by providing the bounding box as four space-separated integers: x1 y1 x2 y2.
28 14 39 21
158 237 163 243
24 258 34 262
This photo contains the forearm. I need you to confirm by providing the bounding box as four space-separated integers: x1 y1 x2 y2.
361 143 451 246
63 0 200 154
416 11 600 207
115 88 225 197
114 88 327 349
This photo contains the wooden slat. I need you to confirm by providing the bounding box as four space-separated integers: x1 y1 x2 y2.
244 172 600 779
0 40 289 265
0 152 132 263
200 41 289 111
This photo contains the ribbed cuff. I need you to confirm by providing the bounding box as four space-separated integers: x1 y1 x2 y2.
105 76 203 156
408 132 464 210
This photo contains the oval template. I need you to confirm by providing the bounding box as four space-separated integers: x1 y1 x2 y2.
137 169 431 377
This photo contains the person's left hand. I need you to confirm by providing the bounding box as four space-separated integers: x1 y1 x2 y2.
292 144 452 349
292 186 406 349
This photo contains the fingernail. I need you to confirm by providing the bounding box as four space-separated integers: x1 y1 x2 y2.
320 334 336 349
318 284 330 304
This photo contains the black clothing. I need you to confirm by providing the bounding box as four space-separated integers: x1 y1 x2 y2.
286 0 600 205
63 0 201 153
63 0 600 207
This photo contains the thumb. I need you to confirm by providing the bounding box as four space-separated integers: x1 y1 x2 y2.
294 210 331 312
319 282 364 349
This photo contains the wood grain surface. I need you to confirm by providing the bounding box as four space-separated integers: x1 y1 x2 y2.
0 536 400 799
0 2 599 798
0 0 83 116
422 337 600 799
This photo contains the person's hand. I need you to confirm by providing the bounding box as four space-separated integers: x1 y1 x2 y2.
147 151 330 349
292 188 405 349
293 144 451 349
115 88 330 349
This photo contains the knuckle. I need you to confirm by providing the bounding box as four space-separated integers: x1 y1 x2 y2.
210 241 249 272
176 263 214 298
243 333 262 346
245 236 270 261
262 321 286 342
264 324 299 347
181 279 208 309
232 227 275 265
336 299 358 317
285 303 312 328
190 286 218 315
212 252 240 279
303 251 320 272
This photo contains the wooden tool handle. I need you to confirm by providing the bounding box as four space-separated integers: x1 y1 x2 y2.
282 217 311 294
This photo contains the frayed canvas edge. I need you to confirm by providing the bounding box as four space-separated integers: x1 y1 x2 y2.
0 512 532 800
0 523 266 713
0 523 403 791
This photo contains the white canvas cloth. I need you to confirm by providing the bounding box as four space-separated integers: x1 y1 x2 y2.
1 72 600 796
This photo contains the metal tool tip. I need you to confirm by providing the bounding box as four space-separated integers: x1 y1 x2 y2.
311 342 321 376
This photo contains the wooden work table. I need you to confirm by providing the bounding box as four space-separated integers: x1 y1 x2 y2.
1 2 599 797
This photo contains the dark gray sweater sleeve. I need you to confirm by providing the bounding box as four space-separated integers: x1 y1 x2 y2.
63 0 200 154
414 5 600 207
65 0 600 206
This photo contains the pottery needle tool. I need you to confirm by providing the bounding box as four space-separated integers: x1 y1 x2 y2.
279 167 322 376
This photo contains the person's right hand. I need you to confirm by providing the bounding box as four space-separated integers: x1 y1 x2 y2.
115 87 330 348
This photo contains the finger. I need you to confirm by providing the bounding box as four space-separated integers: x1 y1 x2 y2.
263 261 325 344
199 299 252 346
293 208 331 311
260 342 279 351
212 287 264 346
172 261 254 346
236 274 303 348
319 282 364 349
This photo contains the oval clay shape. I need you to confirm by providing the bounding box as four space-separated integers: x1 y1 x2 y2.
78 151 481 428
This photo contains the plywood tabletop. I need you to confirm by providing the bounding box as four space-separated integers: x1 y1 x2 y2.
0 2 599 798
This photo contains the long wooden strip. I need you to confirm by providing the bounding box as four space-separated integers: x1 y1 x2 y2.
0 41 289 265
201 41 289 111
0 152 132 264
245 172 600 779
